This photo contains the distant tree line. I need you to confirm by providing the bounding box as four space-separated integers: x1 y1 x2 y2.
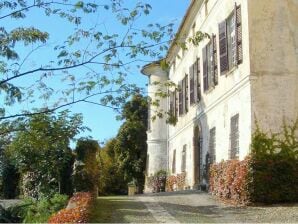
98 94 148 195
0 93 148 198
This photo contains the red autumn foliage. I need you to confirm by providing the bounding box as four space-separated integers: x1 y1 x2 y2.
209 157 250 204
48 192 93 223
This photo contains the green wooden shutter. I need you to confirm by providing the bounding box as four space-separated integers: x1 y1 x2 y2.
203 46 208 92
235 4 242 64
219 20 228 74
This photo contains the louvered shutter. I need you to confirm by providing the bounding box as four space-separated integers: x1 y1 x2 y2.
208 44 213 88
185 75 189 112
212 35 218 85
197 58 201 101
178 81 183 116
175 89 178 117
193 61 198 103
203 46 208 92
182 78 186 114
219 20 228 74
189 65 195 105
235 4 242 64
169 91 174 115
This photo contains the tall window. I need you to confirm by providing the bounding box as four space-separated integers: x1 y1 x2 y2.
189 58 201 105
230 114 239 159
172 150 176 174
203 35 218 92
169 90 177 118
178 75 189 116
219 4 242 74
209 127 216 163
181 145 187 172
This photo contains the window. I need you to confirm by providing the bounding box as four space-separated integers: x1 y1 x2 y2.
181 145 187 172
219 4 242 74
169 90 177 118
178 75 189 116
172 59 176 72
184 74 189 112
208 127 216 163
189 58 201 105
230 114 239 159
172 150 176 174
192 22 196 37
203 34 218 92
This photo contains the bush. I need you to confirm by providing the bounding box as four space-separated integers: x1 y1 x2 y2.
22 194 68 223
209 158 250 204
146 170 167 193
209 120 298 204
48 192 93 223
0 204 29 223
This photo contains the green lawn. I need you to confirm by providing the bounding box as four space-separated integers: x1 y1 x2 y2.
89 196 156 223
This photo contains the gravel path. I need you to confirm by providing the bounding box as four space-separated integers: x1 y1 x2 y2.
90 191 298 223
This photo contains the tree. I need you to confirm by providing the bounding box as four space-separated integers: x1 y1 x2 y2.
72 138 100 194
97 94 148 194
98 138 126 195
0 0 174 126
7 110 85 198
115 94 148 192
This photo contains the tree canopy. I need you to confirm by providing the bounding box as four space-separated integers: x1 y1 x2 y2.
0 0 174 126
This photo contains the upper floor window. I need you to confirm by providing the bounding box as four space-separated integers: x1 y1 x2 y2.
203 34 218 92
178 75 189 116
219 4 242 74
181 145 187 172
169 90 178 118
189 58 201 105
229 114 239 159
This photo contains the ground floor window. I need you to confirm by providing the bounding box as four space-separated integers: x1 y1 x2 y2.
230 114 239 159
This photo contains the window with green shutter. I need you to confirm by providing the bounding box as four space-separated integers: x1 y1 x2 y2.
219 4 242 75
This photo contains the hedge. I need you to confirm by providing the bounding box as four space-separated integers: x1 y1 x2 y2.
209 120 298 204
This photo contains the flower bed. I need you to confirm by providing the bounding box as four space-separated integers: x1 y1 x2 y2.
48 192 93 223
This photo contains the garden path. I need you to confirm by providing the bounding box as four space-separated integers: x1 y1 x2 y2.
89 190 298 223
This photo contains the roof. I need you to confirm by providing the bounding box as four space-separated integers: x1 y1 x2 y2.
166 0 204 62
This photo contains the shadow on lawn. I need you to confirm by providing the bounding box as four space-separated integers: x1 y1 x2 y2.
89 196 156 223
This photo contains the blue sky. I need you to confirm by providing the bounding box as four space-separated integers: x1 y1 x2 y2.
77 1 191 144
3 0 190 146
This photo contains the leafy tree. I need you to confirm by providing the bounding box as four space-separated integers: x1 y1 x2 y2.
97 94 148 194
98 138 126 195
72 138 100 194
0 0 175 126
7 110 85 198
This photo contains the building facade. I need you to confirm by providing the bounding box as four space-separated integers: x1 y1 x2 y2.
141 0 298 192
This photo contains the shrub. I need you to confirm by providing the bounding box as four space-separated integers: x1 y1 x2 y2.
209 119 298 204
23 194 68 223
0 204 29 223
166 175 177 192
209 158 250 204
146 170 167 193
48 192 93 223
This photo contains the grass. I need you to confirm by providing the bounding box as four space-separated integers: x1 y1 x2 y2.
89 196 156 223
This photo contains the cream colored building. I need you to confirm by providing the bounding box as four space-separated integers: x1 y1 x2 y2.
141 0 298 192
